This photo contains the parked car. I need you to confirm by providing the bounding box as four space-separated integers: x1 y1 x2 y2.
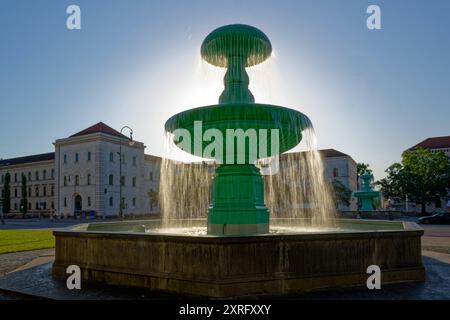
418 212 450 224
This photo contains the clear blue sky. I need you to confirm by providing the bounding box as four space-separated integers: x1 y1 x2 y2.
1 0 449 179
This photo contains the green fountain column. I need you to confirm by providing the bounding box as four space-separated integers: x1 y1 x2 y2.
164 24 312 236
202 25 272 235
353 172 381 212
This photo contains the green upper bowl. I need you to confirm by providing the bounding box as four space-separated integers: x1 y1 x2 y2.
201 24 272 68
165 103 312 161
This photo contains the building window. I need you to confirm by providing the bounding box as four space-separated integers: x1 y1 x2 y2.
35 171 39 181
87 174 91 186
51 185 54 196
28 202 31 210
132 177 136 187
28 172 31 181
87 151 91 161
75 175 79 186
14 203 18 211
132 197 136 207
109 196 113 207
14 188 17 198
43 186 47 197
109 152 114 162
88 197 91 207
149 172 153 181
51 202 54 210
120 176 125 186
51 169 54 179
35 186 39 197
36 202 39 210
75 153 79 163
63 154 67 164
132 156 137 166
333 168 339 178
28 187 31 197
109 174 114 186
64 198 67 207
14 173 17 183
43 170 47 180
64 176 67 187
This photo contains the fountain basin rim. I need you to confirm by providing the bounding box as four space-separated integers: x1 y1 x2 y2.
53 219 423 243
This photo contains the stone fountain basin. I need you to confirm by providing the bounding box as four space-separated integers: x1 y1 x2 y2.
52 219 425 298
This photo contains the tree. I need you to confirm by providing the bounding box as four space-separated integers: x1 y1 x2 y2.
377 148 450 215
331 179 352 208
20 173 28 218
1 172 11 214
357 163 373 178
148 189 159 211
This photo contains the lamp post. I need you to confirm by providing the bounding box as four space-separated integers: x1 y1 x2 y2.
118 126 134 219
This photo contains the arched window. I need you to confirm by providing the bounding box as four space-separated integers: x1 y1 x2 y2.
87 151 91 161
132 197 136 207
75 153 79 163
132 177 136 187
63 154 67 164
43 186 47 197
109 196 113 207
109 152 114 162
87 174 91 185
75 175 79 186
109 174 114 186
64 198 67 207
35 186 39 197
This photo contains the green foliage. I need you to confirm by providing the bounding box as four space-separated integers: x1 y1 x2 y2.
357 163 373 178
377 148 450 213
20 173 28 216
331 179 352 207
148 189 159 207
1 172 11 214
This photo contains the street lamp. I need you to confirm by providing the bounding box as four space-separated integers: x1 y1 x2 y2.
118 126 134 219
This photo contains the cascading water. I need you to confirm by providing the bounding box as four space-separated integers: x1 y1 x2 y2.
161 24 337 235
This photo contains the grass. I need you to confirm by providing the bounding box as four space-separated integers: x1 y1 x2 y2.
0 230 55 254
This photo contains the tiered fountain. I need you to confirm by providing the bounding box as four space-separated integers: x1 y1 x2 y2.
354 171 381 212
52 24 425 297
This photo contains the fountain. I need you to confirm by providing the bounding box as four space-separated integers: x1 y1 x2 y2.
354 172 381 212
52 24 425 298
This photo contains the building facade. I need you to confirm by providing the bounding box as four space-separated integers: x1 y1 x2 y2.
1 122 161 218
1 122 359 217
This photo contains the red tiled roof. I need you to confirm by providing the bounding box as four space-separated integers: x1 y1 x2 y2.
280 148 351 160
70 122 128 139
319 149 350 158
408 136 450 151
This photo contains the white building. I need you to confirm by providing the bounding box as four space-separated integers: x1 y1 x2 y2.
0 122 161 218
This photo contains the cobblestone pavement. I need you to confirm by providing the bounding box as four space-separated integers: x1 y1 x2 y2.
0 249 55 277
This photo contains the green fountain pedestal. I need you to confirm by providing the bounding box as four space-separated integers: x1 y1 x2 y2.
208 164 269 235
353 171 381 212
165 24 311 236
